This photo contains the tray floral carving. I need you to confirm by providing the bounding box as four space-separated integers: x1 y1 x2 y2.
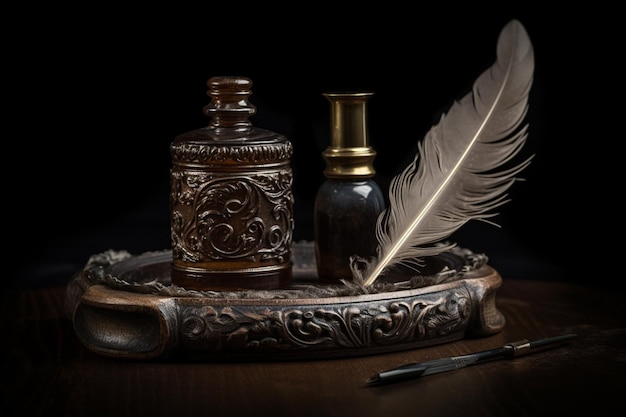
64 242 505 361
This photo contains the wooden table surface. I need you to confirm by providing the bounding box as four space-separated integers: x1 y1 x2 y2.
2 278 625 417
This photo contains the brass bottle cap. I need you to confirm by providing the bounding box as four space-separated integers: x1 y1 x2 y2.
322 92 377 179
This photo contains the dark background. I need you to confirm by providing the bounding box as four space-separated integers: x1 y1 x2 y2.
8 7 619 290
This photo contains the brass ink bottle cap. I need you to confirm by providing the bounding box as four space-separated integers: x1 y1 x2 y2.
170 76 294 291
322 92 377 179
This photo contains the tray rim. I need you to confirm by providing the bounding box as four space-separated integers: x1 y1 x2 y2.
65 247 505 361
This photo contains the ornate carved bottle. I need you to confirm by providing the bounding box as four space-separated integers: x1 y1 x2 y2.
170 76 294 291
314 92 385 283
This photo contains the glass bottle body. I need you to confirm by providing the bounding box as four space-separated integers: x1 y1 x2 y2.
314 178 385 283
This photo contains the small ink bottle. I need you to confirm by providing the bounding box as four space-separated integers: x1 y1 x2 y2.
314 92 385 283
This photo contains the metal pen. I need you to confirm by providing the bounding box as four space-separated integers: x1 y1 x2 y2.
365 333 578 386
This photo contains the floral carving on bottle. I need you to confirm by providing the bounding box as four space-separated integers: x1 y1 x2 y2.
171 169 293 263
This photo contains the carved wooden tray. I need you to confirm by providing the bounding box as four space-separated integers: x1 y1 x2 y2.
64 242 505 361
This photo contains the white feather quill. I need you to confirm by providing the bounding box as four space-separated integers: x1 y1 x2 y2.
351 19 535 287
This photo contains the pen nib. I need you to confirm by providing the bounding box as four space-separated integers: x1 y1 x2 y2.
365 375 381 386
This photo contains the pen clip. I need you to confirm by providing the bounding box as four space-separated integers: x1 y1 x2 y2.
506 339 531 356
506 333 577 357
